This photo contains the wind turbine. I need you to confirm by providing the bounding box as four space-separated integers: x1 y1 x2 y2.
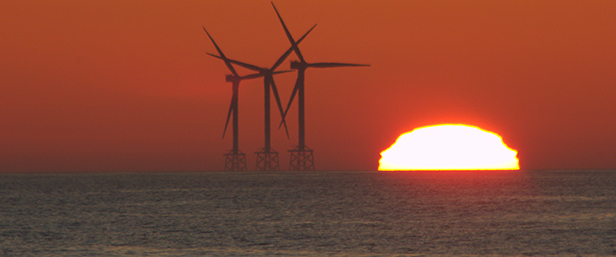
208 25 316 171
203 27 263 171
272 2 370 171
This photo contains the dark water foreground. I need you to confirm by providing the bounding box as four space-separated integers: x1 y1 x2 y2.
1 170 615 256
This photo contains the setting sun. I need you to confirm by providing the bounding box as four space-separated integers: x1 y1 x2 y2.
379 124 519 171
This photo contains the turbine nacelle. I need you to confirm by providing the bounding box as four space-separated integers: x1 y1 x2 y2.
225 74 239 83
290 61 306 70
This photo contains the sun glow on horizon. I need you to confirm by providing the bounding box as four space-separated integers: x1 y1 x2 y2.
379 124 519 171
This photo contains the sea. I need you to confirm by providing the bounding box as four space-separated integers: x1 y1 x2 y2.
1 170 615 256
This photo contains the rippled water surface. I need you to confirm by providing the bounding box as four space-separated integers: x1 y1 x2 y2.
1 170 615 256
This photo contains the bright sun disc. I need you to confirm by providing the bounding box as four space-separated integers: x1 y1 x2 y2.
379 124 519 171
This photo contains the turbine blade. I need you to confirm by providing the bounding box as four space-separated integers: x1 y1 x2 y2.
273 70 294 75
271 46 294 71
207 53 265 72
241 73 265 80
203 27 238 77
271 24 317 70
308 62 370 68
272 2 316 64
297 24 317 43
270 77 289 139
222 98 234 138
278 81 299 129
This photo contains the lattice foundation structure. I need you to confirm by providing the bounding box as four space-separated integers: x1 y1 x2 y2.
224 150 247 171
255 149 279 171
288 146 315 171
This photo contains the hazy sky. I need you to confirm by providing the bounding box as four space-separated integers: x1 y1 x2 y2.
2 0 616 172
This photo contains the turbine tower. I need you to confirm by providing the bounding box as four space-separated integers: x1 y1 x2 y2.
203 27 262 171
208 25 316 171
272 2 370 171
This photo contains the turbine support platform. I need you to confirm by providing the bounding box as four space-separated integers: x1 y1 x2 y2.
255 148 280 171
288 145 315 171
224 150 247 171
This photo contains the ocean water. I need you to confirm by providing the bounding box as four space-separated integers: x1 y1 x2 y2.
1 170 615 256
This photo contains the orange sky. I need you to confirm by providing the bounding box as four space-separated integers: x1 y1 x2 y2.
1 0 616 172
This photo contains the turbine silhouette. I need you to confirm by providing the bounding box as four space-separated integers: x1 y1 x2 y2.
208 25 316 171
203 27 263 171
272 2 370 171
